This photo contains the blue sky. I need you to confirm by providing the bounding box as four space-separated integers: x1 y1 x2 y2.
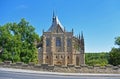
0 0 120 52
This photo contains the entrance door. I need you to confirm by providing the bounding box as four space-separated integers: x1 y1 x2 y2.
76 56 79 66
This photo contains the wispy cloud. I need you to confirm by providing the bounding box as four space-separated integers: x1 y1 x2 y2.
16 4 28 9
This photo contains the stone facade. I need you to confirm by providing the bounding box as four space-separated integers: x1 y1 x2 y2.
38 13 85 66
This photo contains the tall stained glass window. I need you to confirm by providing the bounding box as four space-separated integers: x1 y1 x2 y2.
56 37 61 46
46 38 50 46
67 38 71 47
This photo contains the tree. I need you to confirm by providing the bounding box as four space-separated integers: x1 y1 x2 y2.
109 36 120 66
16 18 39 63
109 48 120 66
115 36 120 48
0 23 13 61
0 18 40 63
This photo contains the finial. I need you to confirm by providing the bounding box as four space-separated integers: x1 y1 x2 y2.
53 11 55 18
52 11 55 22
72 28 74 34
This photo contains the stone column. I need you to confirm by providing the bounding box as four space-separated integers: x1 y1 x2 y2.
61 37 63 52
72 37 76 65
51 36 54 65
80 50 85 65
43 35 46 64
64 35 67 66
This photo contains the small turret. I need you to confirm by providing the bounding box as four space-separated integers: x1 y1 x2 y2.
79 33 81 40
72 28 74 34
81 31 84 53
78 33 81 51
81 31 84 40
78 33 81 45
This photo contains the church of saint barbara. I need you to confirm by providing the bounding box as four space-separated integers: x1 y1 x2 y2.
38 13 85 66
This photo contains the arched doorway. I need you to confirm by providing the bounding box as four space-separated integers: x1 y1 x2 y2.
56 61 62 65
76 56 79 66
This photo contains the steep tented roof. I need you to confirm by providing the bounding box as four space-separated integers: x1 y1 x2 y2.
47 14 64 32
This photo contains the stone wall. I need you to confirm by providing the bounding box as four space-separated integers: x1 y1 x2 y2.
0 61 120 74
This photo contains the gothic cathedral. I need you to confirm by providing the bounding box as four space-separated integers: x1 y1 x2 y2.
38 13 85 66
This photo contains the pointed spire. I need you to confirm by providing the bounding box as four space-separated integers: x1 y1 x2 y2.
52 11 55 22
81 31 84 53
79 33 81 40
72 28 74 34
81 31 84 40
78 33 81 48
53 11 55 18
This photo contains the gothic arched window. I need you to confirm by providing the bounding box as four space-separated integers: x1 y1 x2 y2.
67 38 71 47
68 56 69 59
46 38 50 46
46 56 48 59
56 37 61 46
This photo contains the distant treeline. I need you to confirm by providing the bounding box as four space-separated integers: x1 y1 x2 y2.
85 52 109 66
85 36 120 66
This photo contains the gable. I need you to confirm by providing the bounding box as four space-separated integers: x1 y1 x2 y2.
47 16 64 33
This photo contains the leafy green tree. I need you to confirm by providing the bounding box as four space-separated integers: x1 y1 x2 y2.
115 36 120 48
109 36 120 66
0 23 13 61
16 18 39 63
109 48 120 66
0 18 40 63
